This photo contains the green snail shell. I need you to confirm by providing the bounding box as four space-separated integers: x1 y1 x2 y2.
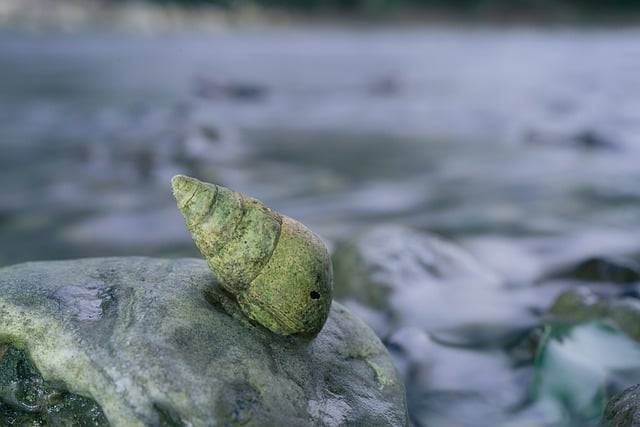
171 174 333 336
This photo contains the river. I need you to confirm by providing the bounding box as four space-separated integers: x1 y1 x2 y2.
1 28 639 426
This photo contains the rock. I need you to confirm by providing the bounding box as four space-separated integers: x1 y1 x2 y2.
332 226 538 346
547 288 640 342
603 384 640 427
333 225 502 314
546 256 640 284
387 327 528 427
0 344 109 425
572 129 619 150
547 288 609 322
0 257 407 427
367 76 402 97
532 322 640 426
522 127 619 151
193 77 268 102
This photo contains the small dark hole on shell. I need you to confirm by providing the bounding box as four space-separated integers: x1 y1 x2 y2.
310 291 320 300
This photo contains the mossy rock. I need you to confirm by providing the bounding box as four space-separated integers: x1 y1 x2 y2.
547 288 640 342
0 257 407 426
546 256 640 284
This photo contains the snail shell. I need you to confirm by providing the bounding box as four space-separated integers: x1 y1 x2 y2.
171 175 333 336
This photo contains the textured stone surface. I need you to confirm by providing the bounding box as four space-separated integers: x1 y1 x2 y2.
604 384 640 427
0 344 109 425
0 257 407 426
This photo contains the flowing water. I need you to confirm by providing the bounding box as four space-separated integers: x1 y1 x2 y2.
1 28 640 426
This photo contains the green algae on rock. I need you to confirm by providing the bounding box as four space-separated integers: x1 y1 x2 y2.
548 288 640 342
545 256 640 284
0 257 407 426
171 174 333 336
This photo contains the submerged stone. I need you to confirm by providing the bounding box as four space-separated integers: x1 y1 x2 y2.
603 384 640 427
0 344 108 426
332 225 537 346
547 256 640 284
531 322 640 425
387 327 528 427
0 257 407 426
548 288 640 342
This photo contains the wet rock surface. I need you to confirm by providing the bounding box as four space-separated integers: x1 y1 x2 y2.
546 256 640 284
0 344 108 426
332 225 541 346
333 225 640 426
333 226 560 426
0 257 407 426
604 384 640 427
547 288 640 342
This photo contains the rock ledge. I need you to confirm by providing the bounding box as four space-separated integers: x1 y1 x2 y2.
0 257 407 426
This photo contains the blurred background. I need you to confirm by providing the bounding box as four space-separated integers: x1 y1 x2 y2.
2 1 640 426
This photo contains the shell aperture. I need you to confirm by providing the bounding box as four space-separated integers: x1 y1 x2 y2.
171 175 333 336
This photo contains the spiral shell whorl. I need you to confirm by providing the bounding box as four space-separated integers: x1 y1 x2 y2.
172 175 281 293
171 175 332 335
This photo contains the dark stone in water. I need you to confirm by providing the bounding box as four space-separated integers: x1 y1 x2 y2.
572 129 618 150
523 128 619 151
548 256 640 284
603 384 640 427
368 76 402 97
547 288 640 342
0 344 108 426
193 77 268 102
199 125 221 142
